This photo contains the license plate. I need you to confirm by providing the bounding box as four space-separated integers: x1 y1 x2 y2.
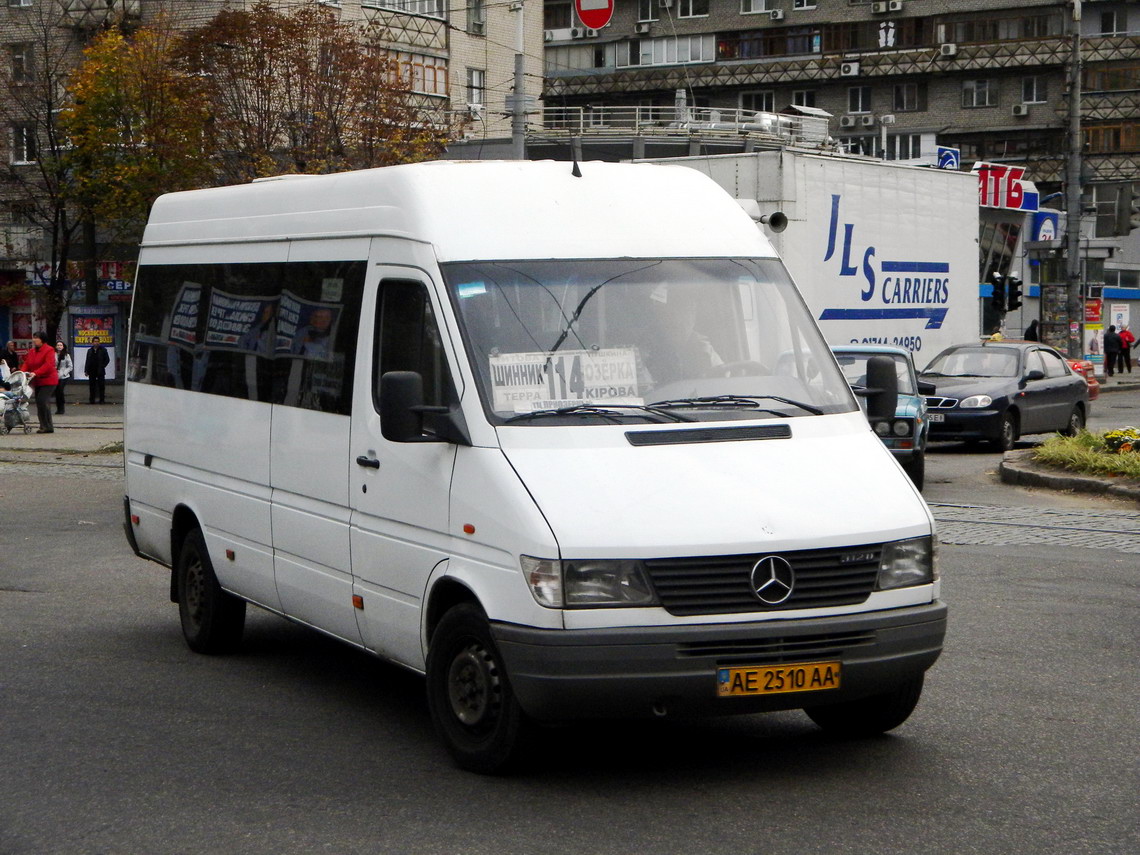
928 413 945 422
717 661 841 697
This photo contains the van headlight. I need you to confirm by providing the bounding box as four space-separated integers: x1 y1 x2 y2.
876 536 938 591
521 556 658 608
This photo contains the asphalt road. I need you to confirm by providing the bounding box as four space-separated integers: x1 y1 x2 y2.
2 414 1138 854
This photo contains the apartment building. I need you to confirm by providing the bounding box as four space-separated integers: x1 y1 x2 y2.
0 0 541 348
538 1 1139 272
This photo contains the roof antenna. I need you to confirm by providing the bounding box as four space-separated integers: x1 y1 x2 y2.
571 138 583 177
571 160 582 178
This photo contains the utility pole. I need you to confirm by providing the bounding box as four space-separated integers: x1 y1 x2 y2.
1064 0 1083 358
511 1 526 160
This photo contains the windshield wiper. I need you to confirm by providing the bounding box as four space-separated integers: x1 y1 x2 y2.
504 403 695 424
649 394 824 416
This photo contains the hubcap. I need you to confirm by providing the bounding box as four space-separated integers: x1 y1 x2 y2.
447 642 500 728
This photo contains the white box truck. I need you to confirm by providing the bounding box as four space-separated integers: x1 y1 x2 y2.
123 160 944 773
646 150 980 361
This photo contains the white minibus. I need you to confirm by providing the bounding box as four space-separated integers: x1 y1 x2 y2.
123 160 945 772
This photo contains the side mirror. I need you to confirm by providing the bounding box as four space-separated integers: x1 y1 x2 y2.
1023 369 1045 382
917 380 937 395
864 355 899 424
379 370 470 445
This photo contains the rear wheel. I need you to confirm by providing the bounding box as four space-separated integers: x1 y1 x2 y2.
804 675 924 737
176 528 246 654
1062 405 1085 437
426 603 530 774
991 410 1019 452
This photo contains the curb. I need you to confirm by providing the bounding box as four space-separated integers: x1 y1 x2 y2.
999 449 1140 503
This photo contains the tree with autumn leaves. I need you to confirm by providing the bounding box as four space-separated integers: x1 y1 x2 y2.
59 2 457 281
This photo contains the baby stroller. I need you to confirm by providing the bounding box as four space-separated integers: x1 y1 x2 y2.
1 370 34 435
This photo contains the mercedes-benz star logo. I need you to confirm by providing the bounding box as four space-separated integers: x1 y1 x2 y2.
750 556 795 605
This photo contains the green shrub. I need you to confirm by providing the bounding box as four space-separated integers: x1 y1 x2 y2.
1033 429 1140 480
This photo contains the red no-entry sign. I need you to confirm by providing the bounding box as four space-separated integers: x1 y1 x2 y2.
575 0 613 30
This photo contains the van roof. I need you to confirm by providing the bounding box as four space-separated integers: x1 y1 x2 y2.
141 160 777 262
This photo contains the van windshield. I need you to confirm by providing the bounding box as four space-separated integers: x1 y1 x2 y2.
441 258 855 424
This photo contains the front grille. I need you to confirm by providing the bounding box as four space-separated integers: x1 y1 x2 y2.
925 396 958 410
677 630 877 664
644 544 882 617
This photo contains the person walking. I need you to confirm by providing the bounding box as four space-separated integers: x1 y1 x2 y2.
18 331 58 433
85 338 110 404
1023 319 1039 341
1 340 19 373
1119 325 1136 374
54 341 73 414
1103 325 1123 379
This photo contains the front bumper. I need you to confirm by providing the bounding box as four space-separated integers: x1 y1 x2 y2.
492 603 947 721
927 408 1002 442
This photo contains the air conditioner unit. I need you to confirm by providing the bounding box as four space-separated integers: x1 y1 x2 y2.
569 26 586 39
769 9 784 20
879 114 896 125
888 0 903 11
871 1 888 13
939 42 958 57
634 22 651 34
543 29 554 42
585 27 599 37
860 115 876 127
466 103 484 118
839 115 857 129
840 61 860 77
1012 103 1029 116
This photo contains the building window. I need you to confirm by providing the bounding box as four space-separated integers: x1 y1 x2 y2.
793 0 816 8
893 81 925 112
10 124 36 163
365 0 444 18
1085 123 1139 154
467 68 485 106
1099 12 1121 36
678 0 709 18
741 0 770 13
389 52 448 96
847 85 871 114
1021 76 1047 104
618 35 716 67
962 79 997 108
1085 65 1140 91
792 90 816 109
885 134 922 161
637 0 657 22
545 1 572 29
467 0 485 35
9 43 32 84
7 0 33 7
740 90 774 113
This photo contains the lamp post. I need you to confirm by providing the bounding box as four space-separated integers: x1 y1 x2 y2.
1064 0 1083 358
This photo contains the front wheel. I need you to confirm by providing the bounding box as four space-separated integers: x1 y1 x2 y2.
901 453 925 491
804 675 924 737
176 527 246 654
426 603 530 774
1062 405 1085 437
991 410 1019 452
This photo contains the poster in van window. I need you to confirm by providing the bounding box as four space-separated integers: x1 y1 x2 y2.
276 289 341 361
204 289 278 355
489 348 641 412
169 282 202 346
72 314 115 347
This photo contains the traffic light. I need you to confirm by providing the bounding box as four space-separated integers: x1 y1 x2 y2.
1006 275 1023 311
988 271 1005 313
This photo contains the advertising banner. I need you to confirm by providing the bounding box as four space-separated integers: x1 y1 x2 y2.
276 289 341 361
72 312 117 381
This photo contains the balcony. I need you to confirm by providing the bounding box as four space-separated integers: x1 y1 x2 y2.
58 0 141 30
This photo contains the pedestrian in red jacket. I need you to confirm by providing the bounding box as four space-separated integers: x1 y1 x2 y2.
18 331 58 433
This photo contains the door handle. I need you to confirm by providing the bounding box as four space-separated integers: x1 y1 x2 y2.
356 455 380 469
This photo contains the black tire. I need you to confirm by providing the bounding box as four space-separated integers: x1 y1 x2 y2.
176 528 246 654
991 410 1018 452
804 675 924 738
901 453 925 491
426 603 529 774
1062 405 1085 437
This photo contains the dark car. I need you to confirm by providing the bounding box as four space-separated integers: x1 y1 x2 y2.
920 341 1089 451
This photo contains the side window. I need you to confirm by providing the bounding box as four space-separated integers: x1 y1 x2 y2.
375 279 449 411
1038 349 1069 378
1025 350 1046 377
